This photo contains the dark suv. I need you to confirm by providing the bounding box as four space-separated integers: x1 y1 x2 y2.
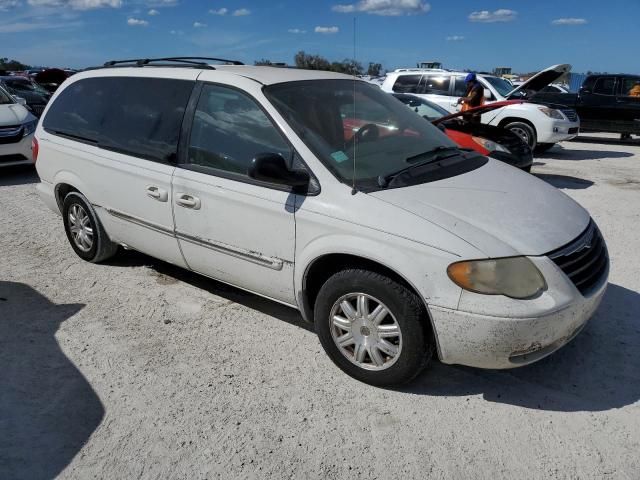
533 74 640 137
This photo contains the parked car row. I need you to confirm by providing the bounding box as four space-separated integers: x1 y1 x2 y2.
33 58 609 386
0 84 38 168
379 64 581 152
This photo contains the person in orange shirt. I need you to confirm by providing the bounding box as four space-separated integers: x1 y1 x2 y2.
628 82 640 97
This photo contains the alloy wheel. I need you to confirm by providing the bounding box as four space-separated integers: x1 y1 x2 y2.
68 204 94 252
329 293 402 371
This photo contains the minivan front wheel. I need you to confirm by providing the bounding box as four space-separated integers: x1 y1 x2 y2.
62 192 118 263
314 269 433 386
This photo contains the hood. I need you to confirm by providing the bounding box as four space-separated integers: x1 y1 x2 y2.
506 64 571 99
432 100 525 125
369 159 589 257
0 103 31 125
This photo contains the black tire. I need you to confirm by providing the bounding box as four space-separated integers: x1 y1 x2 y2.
534 143 555 154
504 121 537 150
314 269 433 387
62 191 118 263
522 165 532 173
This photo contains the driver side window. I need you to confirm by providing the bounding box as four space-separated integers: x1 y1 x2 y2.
187 85 291 176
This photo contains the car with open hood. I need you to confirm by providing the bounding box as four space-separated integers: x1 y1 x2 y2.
0 84 37 168
381 64 580 152
393 94 533 171
35 58 608 386
0 76 51 117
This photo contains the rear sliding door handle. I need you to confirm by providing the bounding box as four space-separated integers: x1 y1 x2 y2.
176 193 201 210
146 185 168 202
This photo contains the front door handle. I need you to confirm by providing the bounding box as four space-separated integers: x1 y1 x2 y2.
176 193 201 210
146 185 168 202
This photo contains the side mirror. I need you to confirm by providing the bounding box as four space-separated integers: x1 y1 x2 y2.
483 90 492 100
580 87 591 95
13 95 27 106
248 153 310 188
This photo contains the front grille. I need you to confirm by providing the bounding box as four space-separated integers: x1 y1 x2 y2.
0 125 23 145
562 109 578 122
547 220 608 295
30 104 46 117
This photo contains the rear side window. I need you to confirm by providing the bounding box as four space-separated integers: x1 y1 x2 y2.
420 75 451 95
592 77 616 96
392 75 422 93
43 77 194 163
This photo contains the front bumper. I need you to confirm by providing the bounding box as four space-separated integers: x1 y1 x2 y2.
429 257 608 369
0 133 33 167
537 119 580 144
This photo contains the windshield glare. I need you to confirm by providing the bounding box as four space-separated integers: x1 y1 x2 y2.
264 80 456 189
483 76 523 98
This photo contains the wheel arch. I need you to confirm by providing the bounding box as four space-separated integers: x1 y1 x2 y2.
299 252 438 352
498 116 538 138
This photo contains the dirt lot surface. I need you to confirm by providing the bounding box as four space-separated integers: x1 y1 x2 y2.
1 134 639 479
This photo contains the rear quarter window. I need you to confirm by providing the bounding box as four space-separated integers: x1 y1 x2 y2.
43 76 194 163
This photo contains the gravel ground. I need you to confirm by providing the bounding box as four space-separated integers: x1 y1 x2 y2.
1 134 639 480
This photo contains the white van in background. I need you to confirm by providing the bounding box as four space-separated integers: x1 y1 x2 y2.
381 64 580 152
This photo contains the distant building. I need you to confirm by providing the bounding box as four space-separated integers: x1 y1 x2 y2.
494 67 514 79
417 61 442 69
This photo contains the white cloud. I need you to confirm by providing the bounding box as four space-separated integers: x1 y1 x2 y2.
315 25 339 34
232 8 250 16
209 7 227 15
193 21 207 28
169 29 184 35
468 9 517 23
0 18 82 32
148 8 159 15
0 0 20 11
552 17 587 25
446 35 464 41
127 17 148 26
27 0 122 9
332 0 429 16
288 28 306 34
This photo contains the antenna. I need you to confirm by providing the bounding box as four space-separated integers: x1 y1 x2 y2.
351 16 357 195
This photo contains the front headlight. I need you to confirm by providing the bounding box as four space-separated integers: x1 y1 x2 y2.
538 106 564 120
471 136 510 153
22 119 37 137
447 256 546 299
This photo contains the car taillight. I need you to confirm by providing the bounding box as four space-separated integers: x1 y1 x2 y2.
32 137 39 163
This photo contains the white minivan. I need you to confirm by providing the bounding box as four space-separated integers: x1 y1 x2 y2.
381 65 580 152
35 58 608 386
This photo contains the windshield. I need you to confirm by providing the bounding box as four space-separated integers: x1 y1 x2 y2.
0 85 13 104
264 80 456 190
3 78 49 95
483 76 524 98
393 94 449 120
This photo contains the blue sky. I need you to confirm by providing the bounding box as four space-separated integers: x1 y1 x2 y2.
1 0 638 74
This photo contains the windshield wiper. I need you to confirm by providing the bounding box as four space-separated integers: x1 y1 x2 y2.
378 146 461 188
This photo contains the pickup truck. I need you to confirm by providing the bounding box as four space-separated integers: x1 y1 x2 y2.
532 74 640 136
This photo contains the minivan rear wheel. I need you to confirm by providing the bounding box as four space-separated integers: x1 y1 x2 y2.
314 269 433 386
62 192 118 263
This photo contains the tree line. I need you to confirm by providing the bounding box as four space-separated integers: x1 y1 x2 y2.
255 51 384 76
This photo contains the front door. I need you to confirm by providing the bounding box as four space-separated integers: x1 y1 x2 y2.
172 82 297 304
615 76 640 134
579 76 618 130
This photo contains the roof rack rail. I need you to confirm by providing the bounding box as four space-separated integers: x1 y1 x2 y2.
101 57 244 69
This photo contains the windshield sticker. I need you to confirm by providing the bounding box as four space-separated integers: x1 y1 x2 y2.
331 150 349 163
